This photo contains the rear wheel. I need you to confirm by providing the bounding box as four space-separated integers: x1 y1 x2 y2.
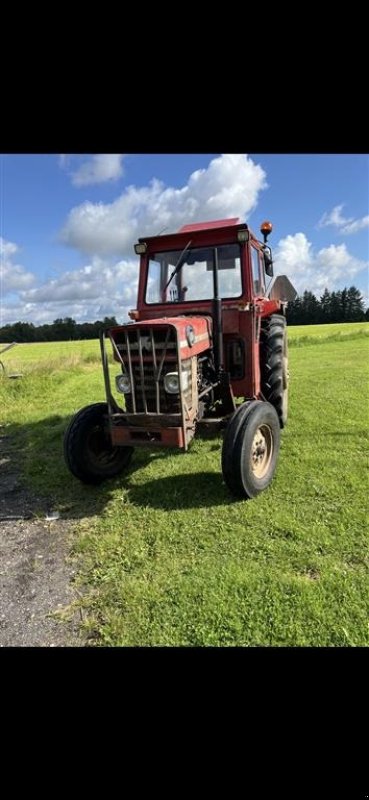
221 400 280 499
260 314 288 428
64 402 133 484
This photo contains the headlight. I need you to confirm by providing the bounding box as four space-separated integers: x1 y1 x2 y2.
164 371 189 394
115 374 131 394
134 242 147 254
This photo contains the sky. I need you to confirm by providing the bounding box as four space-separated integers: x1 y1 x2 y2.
0 153 368 326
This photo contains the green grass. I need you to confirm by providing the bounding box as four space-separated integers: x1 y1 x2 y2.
288 321 369 339
1 322 368 646
288 321 369 347
0 338 101 372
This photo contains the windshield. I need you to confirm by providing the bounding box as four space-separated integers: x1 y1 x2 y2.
145 244 242 304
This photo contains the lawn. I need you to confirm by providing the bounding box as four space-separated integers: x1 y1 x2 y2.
1 322 368 646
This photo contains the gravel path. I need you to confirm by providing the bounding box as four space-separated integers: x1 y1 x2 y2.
0 427 83 647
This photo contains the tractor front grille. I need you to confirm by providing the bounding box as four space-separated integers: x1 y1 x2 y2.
128 362 180 413
112 325 190 414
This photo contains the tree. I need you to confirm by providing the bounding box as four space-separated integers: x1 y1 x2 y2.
340 287 349 321
329 291 341 322
103 316 118 327
286 296 303 325
285 285 366 325
301 291 320 324
320 288 331 322
346 286 365 321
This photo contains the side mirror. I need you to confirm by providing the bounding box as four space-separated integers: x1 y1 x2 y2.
263 246 274 277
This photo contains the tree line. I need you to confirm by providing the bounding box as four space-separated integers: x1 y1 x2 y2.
0 287 367 343
286 286 367 325
0 316 119 343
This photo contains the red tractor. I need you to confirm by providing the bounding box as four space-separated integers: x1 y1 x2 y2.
64 218 296 499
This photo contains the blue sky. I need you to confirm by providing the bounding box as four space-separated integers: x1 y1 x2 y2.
1 153 368 325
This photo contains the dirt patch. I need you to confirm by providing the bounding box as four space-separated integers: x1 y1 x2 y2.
0 427 84 647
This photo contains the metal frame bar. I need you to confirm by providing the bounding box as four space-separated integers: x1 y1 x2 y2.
99 330 120 415
213 247 224 373
124 331 137 413
175 330 187 451
136 328 148 413
156 329 171 385
150 327 160 413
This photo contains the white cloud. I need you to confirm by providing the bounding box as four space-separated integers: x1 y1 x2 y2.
341 215 369 235
12 256 140 325
274 232 368 296
318 204 369 235
2 154 268 325
0 299 131 327
0 237 36 294
71 154 125 187
61 153 267 256
318 204 352 229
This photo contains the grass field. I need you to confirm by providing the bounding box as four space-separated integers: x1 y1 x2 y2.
1 322 368 646
2 320 368 371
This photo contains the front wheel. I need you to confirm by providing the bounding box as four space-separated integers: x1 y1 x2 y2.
221 400 280 499
260 314 288 428
64 402 133 484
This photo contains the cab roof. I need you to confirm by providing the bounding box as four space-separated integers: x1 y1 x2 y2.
137 218 258 251
178 218 240 233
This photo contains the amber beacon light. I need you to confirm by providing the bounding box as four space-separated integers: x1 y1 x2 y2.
260 221 273 243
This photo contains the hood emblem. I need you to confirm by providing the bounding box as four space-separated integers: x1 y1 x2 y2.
141 336 152 351
186 325 195 347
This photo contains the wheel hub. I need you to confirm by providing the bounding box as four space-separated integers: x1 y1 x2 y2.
251 424 273 478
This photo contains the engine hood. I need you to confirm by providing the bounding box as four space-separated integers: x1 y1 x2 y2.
110 316 212 359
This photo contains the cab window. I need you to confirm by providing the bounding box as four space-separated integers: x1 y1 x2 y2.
251 246 265 295
146 243 242 304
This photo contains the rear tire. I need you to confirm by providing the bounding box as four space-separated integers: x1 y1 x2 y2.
221 400 280 499
64 402 133 484
260 314 288 428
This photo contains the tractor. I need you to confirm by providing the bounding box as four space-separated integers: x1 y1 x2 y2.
64 218 297 499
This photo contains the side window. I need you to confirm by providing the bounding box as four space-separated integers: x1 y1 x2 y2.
146 259 162 303
251 246 261 294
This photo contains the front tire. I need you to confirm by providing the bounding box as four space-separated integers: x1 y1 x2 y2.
260 314 288 428
64 402 133 484
221 400 280 499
